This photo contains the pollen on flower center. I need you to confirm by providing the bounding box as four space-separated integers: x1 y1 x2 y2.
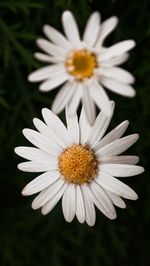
65 49 97 80
58 144 98 184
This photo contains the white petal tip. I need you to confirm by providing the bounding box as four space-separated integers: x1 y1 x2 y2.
111 16 119 25
130 40 136 48
62 10 72 18
14 147 19 155
129 89 136 97
41 209 47 215
65 218 73 223
51 105 59 114
130 133 139 143
33 53 49 62
43 24 49 33
110 100 115 110
33 118 38 124
139 166 145 174
41 107 48 112
34 53 38 58
36 38 42 45
39 84 45 92
28 74 35 82
99 101 113 117
129 192 138 201
87 222 95 227
131 76 136 84
22 128 28 136
110 214 117 220
102 107 113 117
17 164 22 171
77 219 85 224
114 16 119 22
122 119 129 127
121 203 126 209
42 212 47 216
135 156 140 164
134 194 138 200
41 107 50 116
62 10 73 23
124 40 136 51
134 133 139 141
90 11 100 21
21 188 28 196
31 203 38 210
93 11 100 16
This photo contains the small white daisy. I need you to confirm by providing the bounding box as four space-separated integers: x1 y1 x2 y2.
15 104 144 226
28 10 136 124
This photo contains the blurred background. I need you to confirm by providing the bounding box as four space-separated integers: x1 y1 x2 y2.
0 0 149 265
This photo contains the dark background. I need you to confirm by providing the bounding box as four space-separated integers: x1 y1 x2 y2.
0 0 149 265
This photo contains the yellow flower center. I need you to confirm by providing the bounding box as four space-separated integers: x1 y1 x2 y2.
65 49 97 80
58 144 98 184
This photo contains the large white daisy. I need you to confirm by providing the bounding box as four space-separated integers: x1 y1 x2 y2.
15 104 144 226
28 10 136 124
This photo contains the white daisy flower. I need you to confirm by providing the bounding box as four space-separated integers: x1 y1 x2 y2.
15 104 144 226
28 10 136 125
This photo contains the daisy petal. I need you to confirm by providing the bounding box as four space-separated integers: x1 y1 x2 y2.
101 53 129 68
83 12 101 47
95 120 129 151
37 38 66 57
96 134 139 157
34 53 61 63
62 183 76 222
95 16 118 49
100 40 136 61
52 81 76 114
96 173 138 200
88 80 112 116
82 85 96 125
33 118 66 149
67 82 82 115
65 108 79 144
100 67 135 84
100 155 139 165
62 11 80 46
28 64 65 82
39 73 69 92
89 181 117 219
79 107 91 144
22 170 60 195
22 128 61 155
42 183 68 215
41 108 72 145
99 164 144 177
32 178 65 209
76 185 85 223
101 76 136 97
43 25 72 50
18 161 57 172
86 103 113 148
81 185 96 226
106 191 126 209
15 146 55 162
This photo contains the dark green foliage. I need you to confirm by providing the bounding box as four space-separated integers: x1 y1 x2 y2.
0 0 149 265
